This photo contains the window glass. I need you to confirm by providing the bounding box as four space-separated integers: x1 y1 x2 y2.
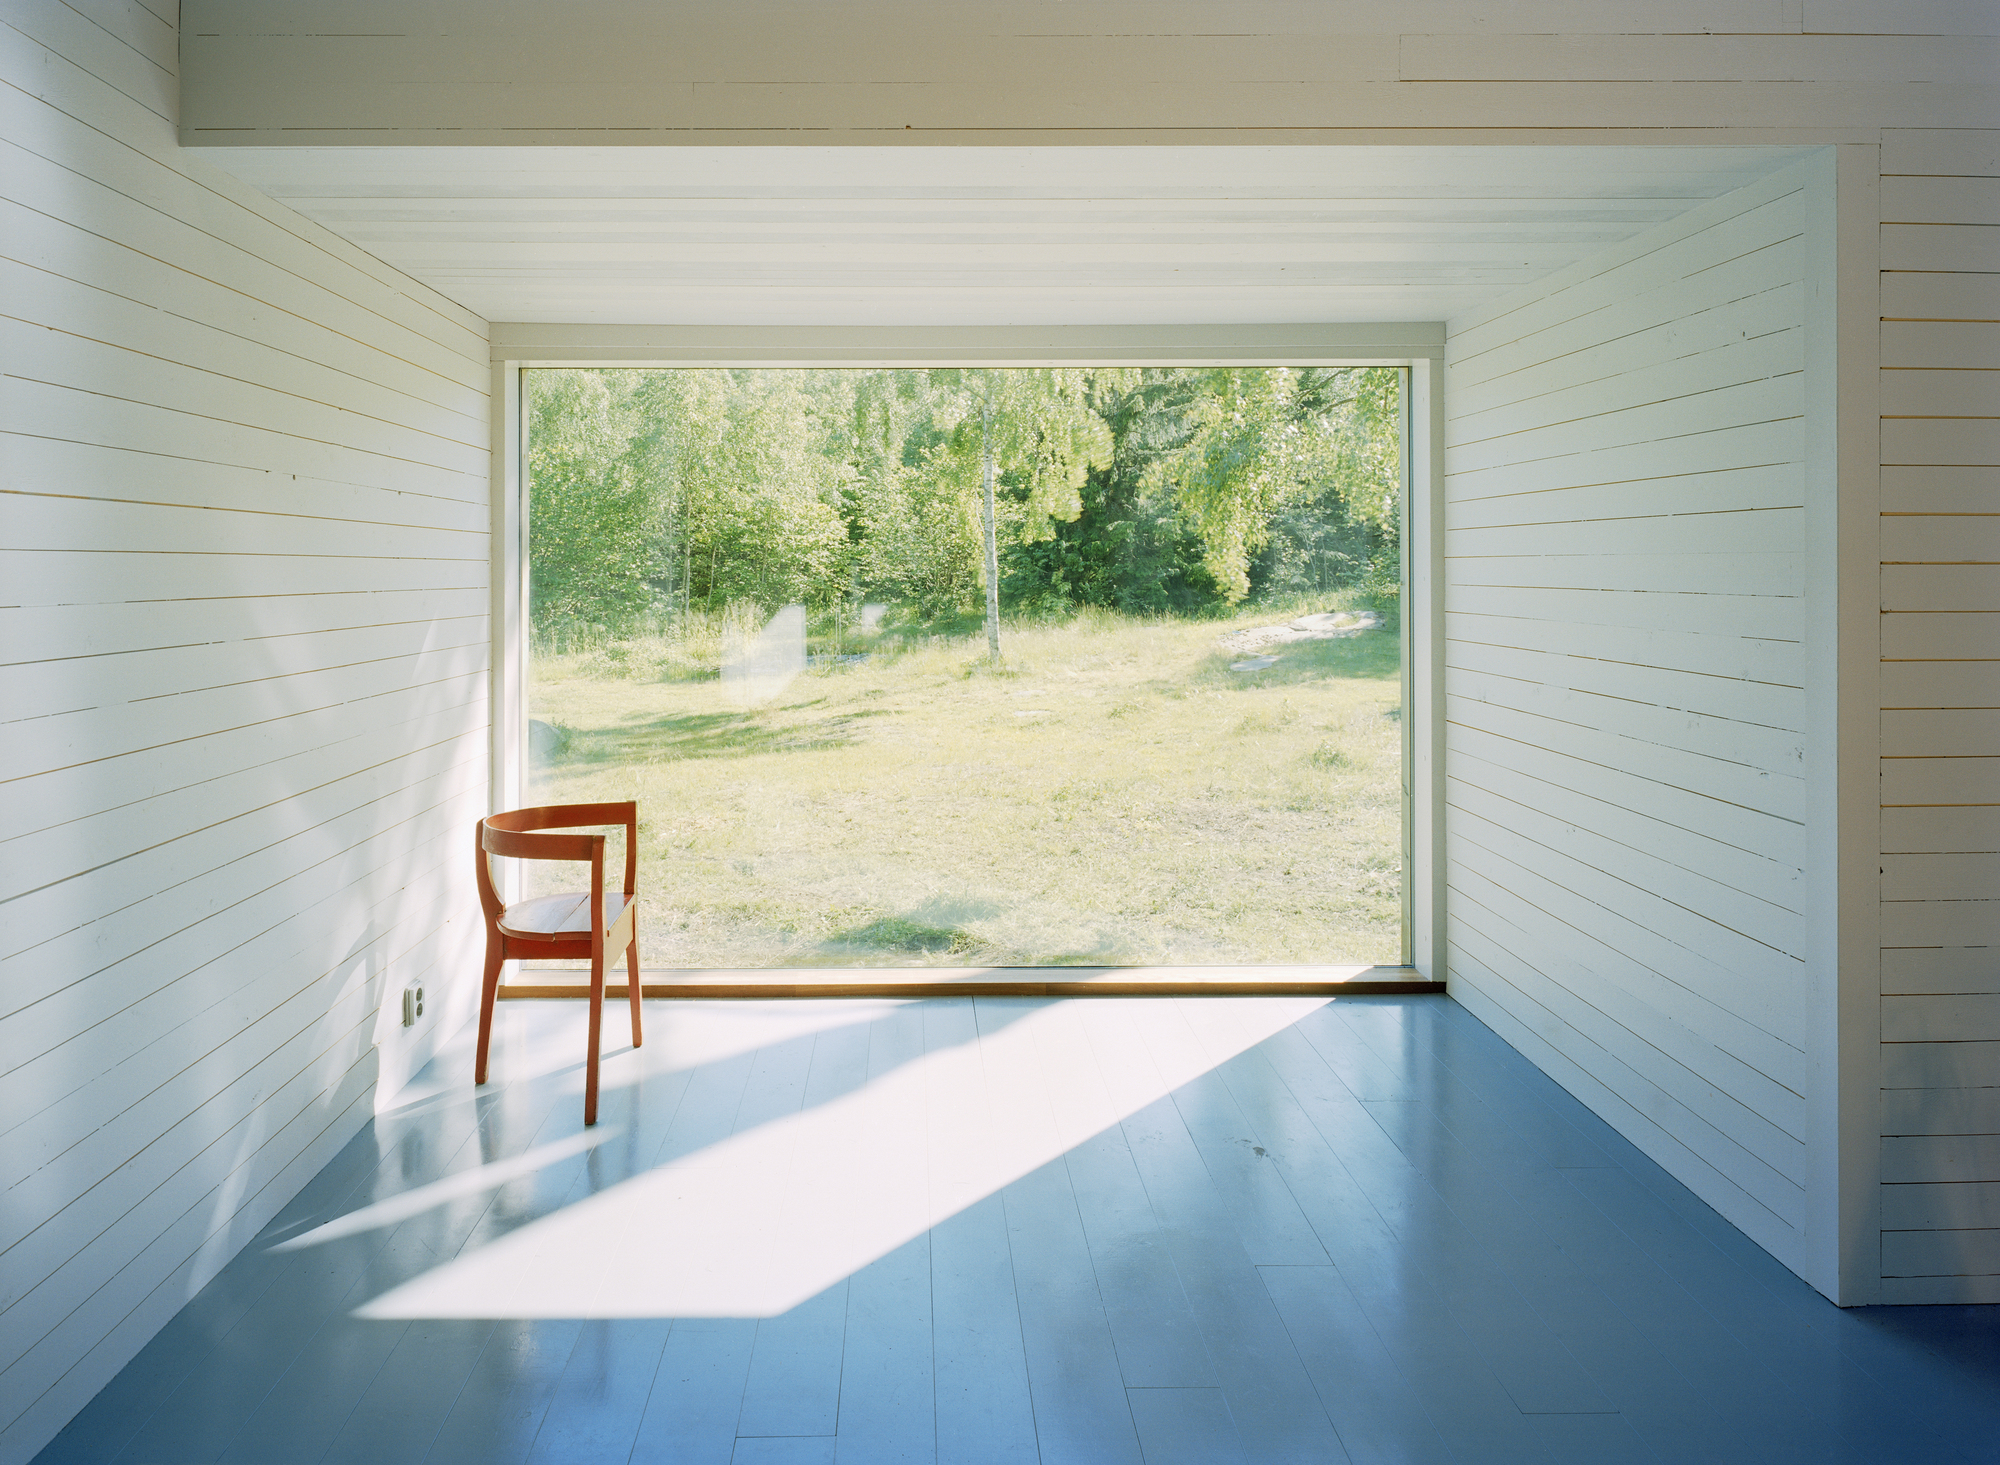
525 367 1404 968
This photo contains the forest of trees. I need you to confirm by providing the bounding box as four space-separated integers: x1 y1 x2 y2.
526 366 1402 647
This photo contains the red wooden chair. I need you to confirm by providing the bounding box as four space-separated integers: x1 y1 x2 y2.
474 801 641 1125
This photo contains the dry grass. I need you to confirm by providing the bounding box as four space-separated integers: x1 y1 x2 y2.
527 603 1403 968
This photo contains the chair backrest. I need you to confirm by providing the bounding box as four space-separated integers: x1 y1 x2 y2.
474 802 638 920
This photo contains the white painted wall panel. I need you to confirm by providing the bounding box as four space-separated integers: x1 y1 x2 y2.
1878 126 2000 1304
0 8 490 1463
1441 163 1819 1272
1807 0 2000 35
173 1 2000 142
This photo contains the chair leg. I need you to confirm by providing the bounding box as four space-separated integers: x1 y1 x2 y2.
584 953 605 1126
627 929 643 1049
474 934 505 1085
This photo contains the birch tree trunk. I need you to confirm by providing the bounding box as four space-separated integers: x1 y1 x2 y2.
981 382 1002 662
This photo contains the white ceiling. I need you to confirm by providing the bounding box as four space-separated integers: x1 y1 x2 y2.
201 144 1813 326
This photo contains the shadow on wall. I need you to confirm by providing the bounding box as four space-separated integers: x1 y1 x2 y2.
9 588 487 1402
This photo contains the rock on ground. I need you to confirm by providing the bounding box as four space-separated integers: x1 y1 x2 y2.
1217 609 1386 654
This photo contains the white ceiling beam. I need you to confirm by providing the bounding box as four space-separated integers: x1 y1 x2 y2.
487 320 1447 364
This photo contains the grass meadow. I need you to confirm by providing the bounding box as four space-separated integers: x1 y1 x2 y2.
525 601 1404 969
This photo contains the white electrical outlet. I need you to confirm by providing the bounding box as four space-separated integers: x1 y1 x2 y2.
401 985 424 1026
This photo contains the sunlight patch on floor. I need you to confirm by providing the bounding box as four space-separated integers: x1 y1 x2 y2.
354 996 1325 1319
269 1128 622 1252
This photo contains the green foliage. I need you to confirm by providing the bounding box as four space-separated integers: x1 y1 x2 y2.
525 364 1403 646
926 368 1119 544
848 461 986 617
1253 368 1403 604
1136 367 1400 605
527 370 665 639
654 370 850 612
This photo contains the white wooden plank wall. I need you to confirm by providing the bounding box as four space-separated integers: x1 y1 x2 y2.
0 7 491 1462
176 0 2000 142
1440 167 1814 1271
1877 127 2000 1305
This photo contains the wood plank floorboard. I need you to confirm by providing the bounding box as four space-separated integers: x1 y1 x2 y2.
60 1098 478 1464
121 1093 553 1465
732 1026 850 1444
977 1000 1144 1465
1257 1264 1460 1465
34 995 2000 1465
921 1002 1039 1465
1062 1128 1215 1390
1100 1010 1348 1465
1125 1387 1247 1465
522 1319 674 1465
421 1318 584 1465
833 1005 935 1465
629 1321 757 1464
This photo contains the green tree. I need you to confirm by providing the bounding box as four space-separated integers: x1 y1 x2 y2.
1139 368 1317 604
1252 368 1403 603
1136 366 1399 605
840 371 984 616
523 365 1401 651
526 369 667 642
637 369 852 615
922 368 1115 658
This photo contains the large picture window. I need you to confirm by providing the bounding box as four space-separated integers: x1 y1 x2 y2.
521 366 1407 969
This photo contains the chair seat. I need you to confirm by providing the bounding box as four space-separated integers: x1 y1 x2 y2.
497 890 631 940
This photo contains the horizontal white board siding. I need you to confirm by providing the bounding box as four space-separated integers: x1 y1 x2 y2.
1878 127 2000 1305
1441 165 1814 1269
175 0 2000 145
0 7 490 1462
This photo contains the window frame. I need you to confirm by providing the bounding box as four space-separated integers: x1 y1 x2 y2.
488 326 1445 976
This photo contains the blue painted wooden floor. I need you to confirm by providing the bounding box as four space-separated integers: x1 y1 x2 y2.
35 996 2000 1465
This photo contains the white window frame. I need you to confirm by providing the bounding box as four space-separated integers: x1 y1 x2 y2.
488 324 1447 978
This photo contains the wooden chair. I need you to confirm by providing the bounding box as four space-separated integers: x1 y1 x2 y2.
474 801 641 1125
